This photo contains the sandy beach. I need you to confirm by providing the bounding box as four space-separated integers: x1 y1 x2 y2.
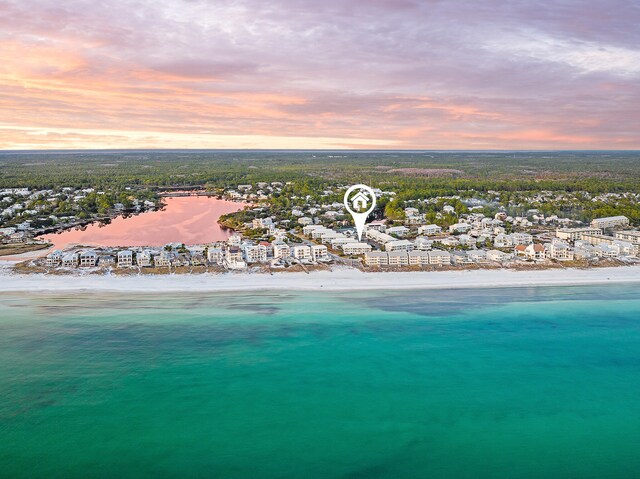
1 264 639 293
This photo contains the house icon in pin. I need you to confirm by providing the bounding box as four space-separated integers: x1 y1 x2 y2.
351 190 369 210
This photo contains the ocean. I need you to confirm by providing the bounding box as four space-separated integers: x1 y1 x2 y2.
1 285 640 478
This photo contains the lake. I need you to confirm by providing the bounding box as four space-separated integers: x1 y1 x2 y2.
41 196 247 249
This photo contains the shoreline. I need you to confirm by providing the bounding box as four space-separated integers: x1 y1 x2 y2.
1 265 639 293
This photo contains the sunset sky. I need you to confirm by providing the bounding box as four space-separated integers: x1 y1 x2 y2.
1 0 639 150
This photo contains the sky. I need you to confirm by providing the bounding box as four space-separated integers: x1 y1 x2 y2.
1 0 639 150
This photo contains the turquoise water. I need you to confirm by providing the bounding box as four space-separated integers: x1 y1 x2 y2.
1 285 640 478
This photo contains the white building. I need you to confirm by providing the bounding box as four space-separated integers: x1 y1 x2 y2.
418 224 442 236
342 242 373 255
79 250 98 267
385 240 414 252
615 231 640 245
364 251 389 266
273 242 291 259
387 226 410 237
428 250 451 265
449 223 472 234
61 252 79 268
292 245 312 260
486 250 513 262
408 250 430 266
137 250 153 267
556 227 602 241
387 251 409 266
311 244 329 262
117 250 134 267
46 250 62 267
207 247 223 264
590 216 630 230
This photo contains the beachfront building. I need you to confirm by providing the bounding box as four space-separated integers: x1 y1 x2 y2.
590 216 630 230
226 247 243 263
545 241 574 261
155 250 174 267
342 243 372 255
273 241 291 259
207 247 223 264
524 243 546 261
61 252 79 268
387 251 409 266
117 250 133 267
243 245 267 263
292 245 312 261
46 250 62 267
467 250 489 263
79 250 98 267
364 251 389 266
311 244 329 262
486 250 513 262
556 227 603 241
418 224 442 236
385 240 414 252
615 230 640 245
428 250 451 265
137 250 153 267
408 250 430 266
228 234 242 247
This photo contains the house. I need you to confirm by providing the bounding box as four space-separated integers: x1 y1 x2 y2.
342 242 372 255
450 251 472 265
365 251 389 266
458 234 476 247
385 239 414 252
79 250 98 267
292 245 312 261
443 205 456 214
297 217 313 225
228 234 242 247
61 252 79 268
467 249 488 263
546 241 574 261
207 247 223 264
414 237 433 250
524 243 546 261
137 250 153 267
590 216 630 230
46 250 62 267
449 223 471 234
155 250 174 267
418 224 442 236
386 226 409 238
117 250 134 267
487 250 513 262
99 255 116 266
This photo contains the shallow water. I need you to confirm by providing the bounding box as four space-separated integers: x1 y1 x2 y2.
1 285 640 478
40 196 246 249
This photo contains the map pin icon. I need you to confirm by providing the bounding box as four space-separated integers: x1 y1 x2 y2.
344 184 377 241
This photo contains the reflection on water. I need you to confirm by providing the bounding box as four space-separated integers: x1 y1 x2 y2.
40 196 247 249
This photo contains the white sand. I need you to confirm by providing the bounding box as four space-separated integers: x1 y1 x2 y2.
1 265 639 293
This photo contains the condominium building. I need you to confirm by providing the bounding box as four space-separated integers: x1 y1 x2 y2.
292 244 312 260
614 230 640 245
385 239 414 252
342 242 373 255
364 251 389 266
556 227 603 241
387 251 409 266
79 250 98 267
590 216 630 230
417 224 442 236
428 250 451 265
408 250 430 266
